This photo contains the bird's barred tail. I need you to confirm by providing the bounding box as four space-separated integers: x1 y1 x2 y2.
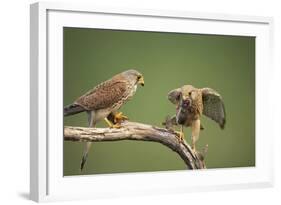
80 153 88 171
64 104 85 116
80 142 92 171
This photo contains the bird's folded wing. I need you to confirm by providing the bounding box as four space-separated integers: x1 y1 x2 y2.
201 88 226 129
75 79 129 110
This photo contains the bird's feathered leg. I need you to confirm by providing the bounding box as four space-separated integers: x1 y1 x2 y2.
80 111 96 171
191 119 201 152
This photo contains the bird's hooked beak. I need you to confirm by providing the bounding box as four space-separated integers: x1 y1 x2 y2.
181 95 192 108
138 76 144 86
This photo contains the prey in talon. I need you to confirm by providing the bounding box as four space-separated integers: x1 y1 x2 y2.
113 111 129 124
107 111 129 128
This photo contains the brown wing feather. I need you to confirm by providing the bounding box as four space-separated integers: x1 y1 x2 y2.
167 88 181 105
201 88 226 129
75 77 129 110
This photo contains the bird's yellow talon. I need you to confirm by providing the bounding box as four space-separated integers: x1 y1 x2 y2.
111 123 122 129
113 112 128 123
174 131 184 143
104 117 122 128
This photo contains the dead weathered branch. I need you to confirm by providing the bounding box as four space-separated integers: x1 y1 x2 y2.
64 121 206 169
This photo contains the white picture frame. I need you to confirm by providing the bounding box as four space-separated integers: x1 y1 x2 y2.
30 2 274 202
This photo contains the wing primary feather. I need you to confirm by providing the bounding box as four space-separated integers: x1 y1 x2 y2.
201 88 226 129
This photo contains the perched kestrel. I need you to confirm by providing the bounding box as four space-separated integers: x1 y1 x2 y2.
166 85 226 151
64 69 144 170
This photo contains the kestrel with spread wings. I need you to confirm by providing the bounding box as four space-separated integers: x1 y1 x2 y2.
166 85 226 151
64 69 144 170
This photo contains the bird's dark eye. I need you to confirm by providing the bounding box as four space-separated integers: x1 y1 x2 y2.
137 75 141 79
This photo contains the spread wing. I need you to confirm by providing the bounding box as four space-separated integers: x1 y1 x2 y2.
167 88 181 105
201 88 226 129
75 78 129 110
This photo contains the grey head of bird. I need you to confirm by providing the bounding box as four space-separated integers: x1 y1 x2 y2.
121 69 144 86
179 85 202 109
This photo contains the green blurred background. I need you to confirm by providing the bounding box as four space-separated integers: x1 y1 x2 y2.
63 27 255 176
